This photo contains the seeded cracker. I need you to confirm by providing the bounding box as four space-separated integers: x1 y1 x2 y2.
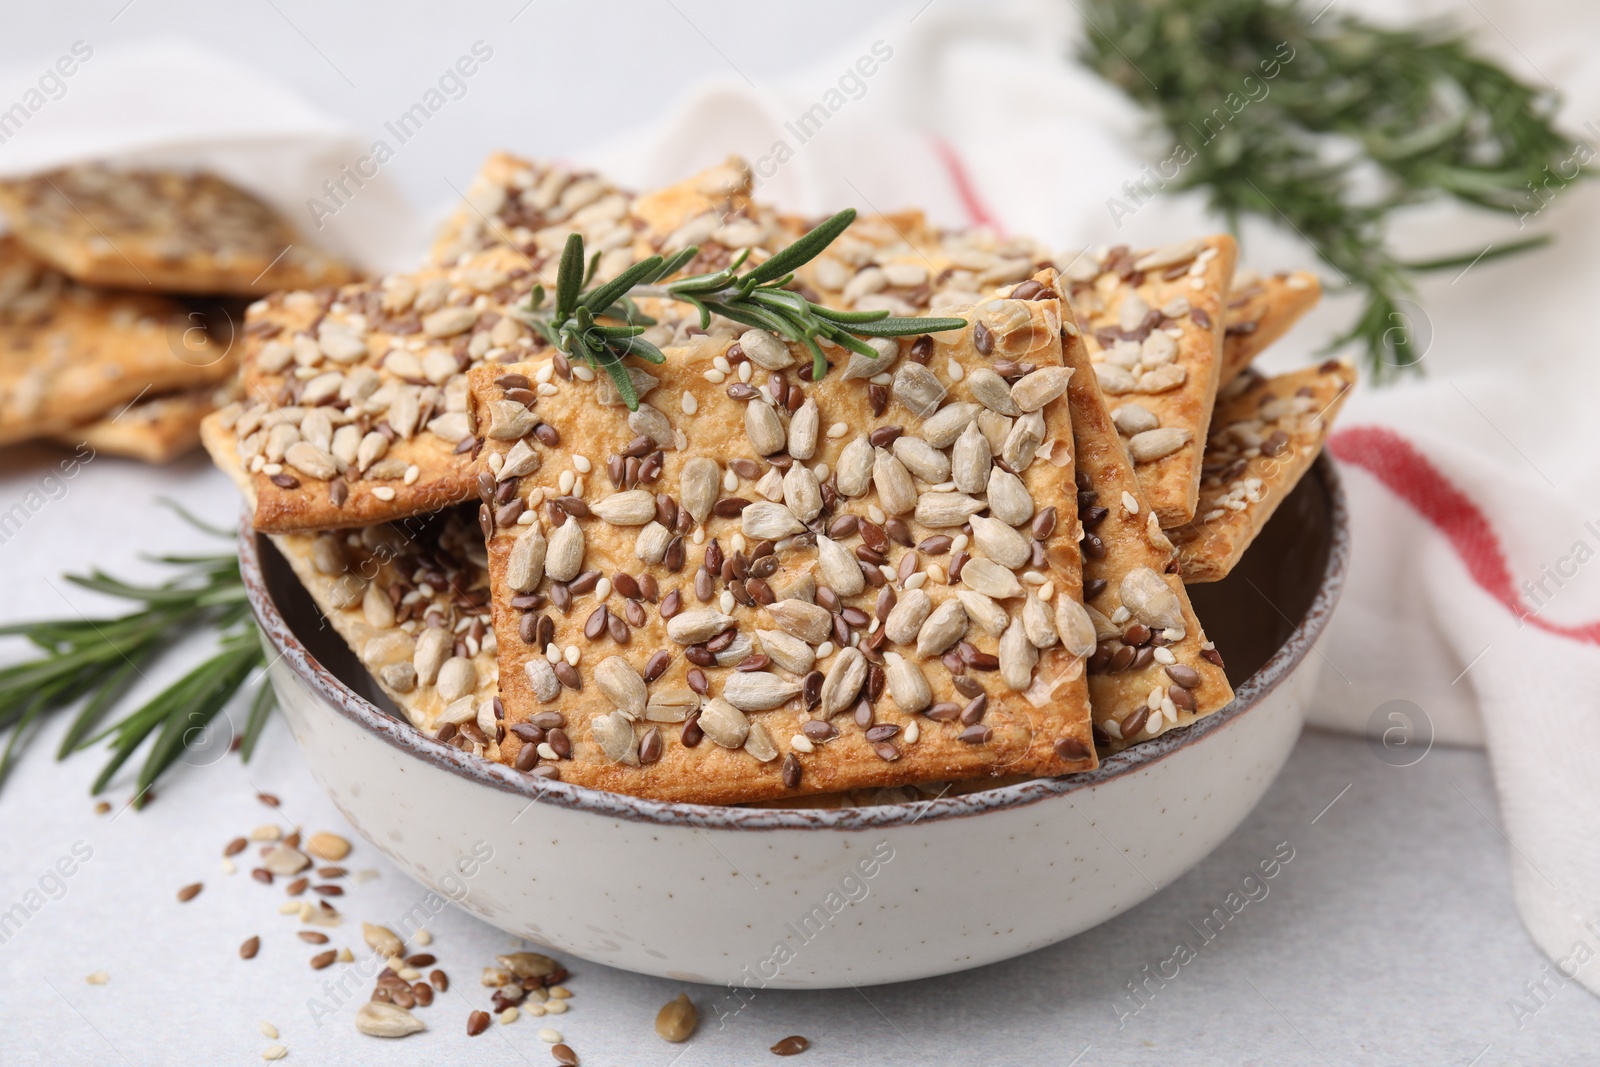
1220 270 1322 386
0 237 234 447
473 296 1095 803
1063 325 1233 752
1168 360 1356 583
1063 236 1237 529
0 165 358 296
201 412 498 734
432 152 635 267
52 382 237 464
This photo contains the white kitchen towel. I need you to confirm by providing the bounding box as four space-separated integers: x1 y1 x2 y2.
581 0 1600 992
0 37 421 271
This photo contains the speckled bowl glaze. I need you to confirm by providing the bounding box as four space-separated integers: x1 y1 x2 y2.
243 456 1347 988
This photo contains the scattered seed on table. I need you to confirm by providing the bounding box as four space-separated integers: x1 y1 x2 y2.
310 950 336 970
467 1011 490 1037
551 1042 578 1065
257 793 280 808
772 1035 810 1055
177 883 203 903
240 936 260 960
655 993 697 1042
298 931 328 944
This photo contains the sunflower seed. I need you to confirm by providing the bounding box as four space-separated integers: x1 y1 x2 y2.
737 720 777 763
1111 402 1160 436
698 697 750 748
498 438 540 480
891 363 945 416
678 457 721 524
645 688 700 722
591 711 641 765
355 1001 426 1038
817 536 865 596
507 526 547 592
483 399 535 441
835 436 874 497
969 515 1030 568
787 397 820 459
740 329 795 369
914 491 985 528
892 436 950 483
999 617 1038 690
1094 363 1137 395
820 647 868 716
666 609 735 644
1134 237 1205 272
595 367 659 405
986 467 1034 526
356 431 389 474
1120 567 1186 631
1022 592 1058 648
742 501 805 540
595 656 648 719
782 465 823 522
884 588 933 645
755 628 815 673
1001 409 1045 470
284 441 337 481
723 671 802 711
1055 596 1097 657
436 657 477 703
525 658 561 702
766 599 832 644
545 518 585 582
883 652 932 714
966 367 1019 415
955 590 1009 637
635 521 671 564
920 401 981 448
961 558 1023 599
1127 427 1193 463
915 598 968 657
413 628 451 686
1136 364 1187 393
744 401 786 455
841 336 900 381
592 490 658 525
872 448 916 515
950 421 991 494
1010 366 1073 412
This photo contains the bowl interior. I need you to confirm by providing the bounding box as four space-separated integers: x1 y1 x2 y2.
259 462 1334 733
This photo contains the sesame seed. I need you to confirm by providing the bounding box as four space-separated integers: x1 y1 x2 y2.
517 511 537 525
573 455 592 474
791 735 814 753
488 452 504 475
572 364 596 381
714 355 732 373
500 1007 519 1024
738 361 752 382
950 534 969 552
259 1023 279 1039
222 858 236 874
595 578 612 601
869 372 892 385
535 363 554 383
545 1001 568 1015
1038 581 1055 601
826 422 849 439
1153 646 1176 665
722 469 738 492
903 572 927 591
719 591 735 613
86 971 109 985
704 369 726 383
946 359 965 381
537 382 558 396
545 643 561 663
539 1028 563 1044
537 742 558 760
905 721 920 743
691 528 706 545
815 641 835 659
868 504 886 524
681 393 698 415
564 645 580 666
1122 491 1139 514
813 463 830 481
263 1045 287 1061
403 464 420 485
730 533 746 553
372 486 396 502
558 471 575 493
1189 277 1205 290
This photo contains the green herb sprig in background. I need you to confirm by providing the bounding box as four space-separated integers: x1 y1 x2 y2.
1079 0 1586 379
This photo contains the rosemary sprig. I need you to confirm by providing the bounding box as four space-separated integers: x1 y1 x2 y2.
526 207 968 406
1078 0 1587 379
0 506 272 803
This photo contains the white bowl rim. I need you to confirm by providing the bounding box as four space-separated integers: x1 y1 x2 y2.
243 455 1348 832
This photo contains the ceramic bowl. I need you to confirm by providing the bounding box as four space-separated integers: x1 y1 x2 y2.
242 455 1348 989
